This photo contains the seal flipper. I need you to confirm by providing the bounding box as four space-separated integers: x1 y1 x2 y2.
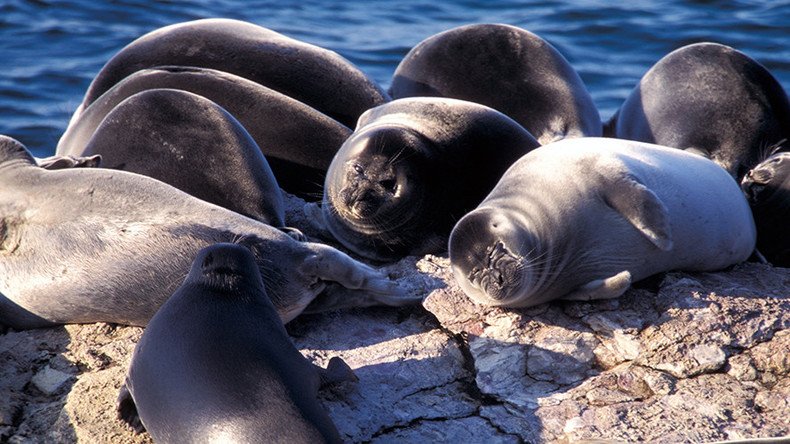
36 154 102 170
604 173 673 251
314 356 358 388
563 270 632 301
116 383 145 434
0 135 36 166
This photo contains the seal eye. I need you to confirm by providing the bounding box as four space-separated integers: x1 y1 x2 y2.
353 163 364 174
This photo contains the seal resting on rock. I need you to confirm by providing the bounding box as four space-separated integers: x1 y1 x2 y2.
449 137 756 307
307 97 540 261
389 23 601 144
742 150 790 267
606 42 790 180
70 18 388 129
117 243 353 443
0 135 415 330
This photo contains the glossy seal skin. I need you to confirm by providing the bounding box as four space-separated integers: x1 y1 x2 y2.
0 136 415 330
607 42 790 180
389 23 601 145
450 137 756 308
742 151 790 266
64 88 288 227
117 243 352 444
70 18 389 129
309 97 540 261
58 66 352 198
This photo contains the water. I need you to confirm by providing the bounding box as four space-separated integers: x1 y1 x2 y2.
1 0 788 157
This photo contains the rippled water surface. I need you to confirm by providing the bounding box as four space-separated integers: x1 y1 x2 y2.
1 0 788 157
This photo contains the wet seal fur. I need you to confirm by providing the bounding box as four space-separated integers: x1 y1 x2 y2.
307 97 540 261
0 136 416 330
742 150 790 267
117 243 353 443
71 18 388 129
450 137 756 307
58 66 351 198
389 23 601 144
606 42 790 180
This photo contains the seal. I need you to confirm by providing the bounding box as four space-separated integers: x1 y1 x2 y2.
306 97 540 261
65 88 289 227
70 18 388 129
0 135 416 330
606 42 790 180
58 66 351 198
116 243 354 443
389 23 601 144
449 137 756 307
741 149 790 267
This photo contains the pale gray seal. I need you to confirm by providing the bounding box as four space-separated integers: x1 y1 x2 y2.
117 243 353 443
450 137 756 307
307 97 540 261
70 18 389 129
606 42 790 180
0 135 415 330
389 23 601 144
58 66 351 198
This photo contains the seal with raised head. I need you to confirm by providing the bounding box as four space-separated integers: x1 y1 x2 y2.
741 150 790 267
606 42 790 180
57 66 351 198
306 97 540 261
449 137 756 307
117 243 353 443
64 88 288 227
0 136 415 330
389 23 601 144
70 18 388 129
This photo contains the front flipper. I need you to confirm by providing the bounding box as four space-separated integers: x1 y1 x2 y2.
604 173 673 251
116 383 145 434
36 154 102 170
563 270 632 301
279 226 307 242
315 357 358 388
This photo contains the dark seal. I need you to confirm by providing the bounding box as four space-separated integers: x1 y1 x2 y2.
389 23 601 144
742 150 790 267
117 243 354 443
606 42 790 180
307 97 540 261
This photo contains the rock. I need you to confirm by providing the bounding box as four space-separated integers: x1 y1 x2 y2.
31 366 74 396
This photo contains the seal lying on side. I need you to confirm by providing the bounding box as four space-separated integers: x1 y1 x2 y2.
449 137 756 307
57 66 351 198
606 42 790 180
0 136 415 330
307 97 540 261
117 243 353 443
741 151 790 267
70 18 388 129
66 88 288 227
389 23 601 144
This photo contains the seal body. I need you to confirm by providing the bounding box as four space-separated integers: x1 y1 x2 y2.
0 136 412 330
389 23 601 144
742 152 790 266
58 66 351 198
71 18 388 128
449 137 756 307
117 243 349 443
607 42 790 180
311 97 540 261
66 88 287 226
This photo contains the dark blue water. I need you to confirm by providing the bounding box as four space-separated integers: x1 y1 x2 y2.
1 0 788 157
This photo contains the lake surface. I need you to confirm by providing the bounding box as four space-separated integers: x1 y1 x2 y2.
1 0 788 157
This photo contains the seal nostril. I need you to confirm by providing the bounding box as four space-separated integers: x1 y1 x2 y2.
379 179 396 192
202 252 214 269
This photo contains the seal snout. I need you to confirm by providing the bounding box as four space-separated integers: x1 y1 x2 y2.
742 154 785 203
196 243 258 280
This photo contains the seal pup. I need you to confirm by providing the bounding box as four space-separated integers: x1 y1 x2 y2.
741 149 790 267
606 42 790 180
307 97 540 261
389 23 601 144
117 243 352 443
449 137 756 307
67 88 289 228
70 18 388 129
0 136 415 330
57 66 351 198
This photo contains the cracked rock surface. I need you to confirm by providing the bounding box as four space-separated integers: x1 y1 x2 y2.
1 194 788 443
